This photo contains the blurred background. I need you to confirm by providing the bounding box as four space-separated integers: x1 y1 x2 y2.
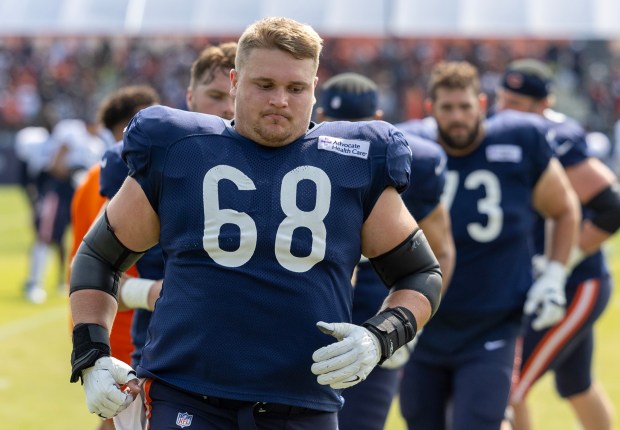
1 2 620 428
1 0 620 183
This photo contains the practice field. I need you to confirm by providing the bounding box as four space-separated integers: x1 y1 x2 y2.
0 185 618 429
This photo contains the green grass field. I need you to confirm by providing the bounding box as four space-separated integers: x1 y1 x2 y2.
0 185 618 429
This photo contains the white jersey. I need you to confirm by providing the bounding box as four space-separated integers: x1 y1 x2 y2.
49 119 108 171
14 126 51 177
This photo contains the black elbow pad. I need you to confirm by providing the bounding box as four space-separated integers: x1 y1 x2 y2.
585 182 620 234
370 229 442 316
69 211 145 299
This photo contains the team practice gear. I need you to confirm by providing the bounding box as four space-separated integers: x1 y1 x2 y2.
70 211 145 299
312 322 381 389
524 261 567 330
82 356 137 419
379 329 422 370
370 229 442 316
312 306 417 388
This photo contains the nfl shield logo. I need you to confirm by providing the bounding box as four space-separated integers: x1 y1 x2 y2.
176 412 193 428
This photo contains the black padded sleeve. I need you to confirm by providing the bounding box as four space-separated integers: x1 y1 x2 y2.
585 182 620 234
69 211 146 299
370 229 442 316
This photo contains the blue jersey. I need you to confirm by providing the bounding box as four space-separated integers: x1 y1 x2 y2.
99 141 165 368
395 116 437 142
538 110 608 287
100 142 126 198
406 110 553 355
352 136 447 326
122 105 412 411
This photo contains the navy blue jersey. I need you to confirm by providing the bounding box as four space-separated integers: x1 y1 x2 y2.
99 141 127 198
406 110 553 354
395 116 438 142
122 105 412 411
99 140 164 368
537 110 608 287
352 135 446 326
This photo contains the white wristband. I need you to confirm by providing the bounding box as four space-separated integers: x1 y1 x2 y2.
121 278 155 310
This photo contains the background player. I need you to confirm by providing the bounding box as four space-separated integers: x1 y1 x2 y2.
24 111 110 303
496 58 619 430
399 61 580 430
316 72 455 430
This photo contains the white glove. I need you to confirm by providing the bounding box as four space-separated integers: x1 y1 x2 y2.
82 356 138 419
531 254 549 279
524 261 567 331
311 321 381 389
379 329 422 370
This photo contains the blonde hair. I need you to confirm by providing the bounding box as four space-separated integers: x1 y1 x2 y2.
428 61 480 100
236 17 323 72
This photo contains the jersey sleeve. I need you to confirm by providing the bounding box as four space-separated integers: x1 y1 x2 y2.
122 106 168 212
99 142 129 199
402 138 446 221
359 124 412 220
384 127 413 192
552 120 589 168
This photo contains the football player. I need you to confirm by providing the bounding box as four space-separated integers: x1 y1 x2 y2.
497 58 619 430
24 112 110 303
398 61 580 430
69 18 442 430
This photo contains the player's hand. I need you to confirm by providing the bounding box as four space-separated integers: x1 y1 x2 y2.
311 321 381 389
82 356 139 419
379 329 422 370
524 261 567 331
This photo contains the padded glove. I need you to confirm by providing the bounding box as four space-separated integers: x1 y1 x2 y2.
311 322 381 389
524 261 567 331
82 356 138 419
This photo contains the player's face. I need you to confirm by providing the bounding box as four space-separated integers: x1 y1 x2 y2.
187 69 234 119
231 48 318 148
431 87 484 154
495 88 541 114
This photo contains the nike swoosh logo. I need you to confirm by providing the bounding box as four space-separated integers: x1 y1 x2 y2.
554 141 574 156
484 340 506 351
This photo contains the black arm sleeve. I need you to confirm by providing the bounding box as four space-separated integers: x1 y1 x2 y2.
69 211 146 299
585 182 620 234
369 229 442 316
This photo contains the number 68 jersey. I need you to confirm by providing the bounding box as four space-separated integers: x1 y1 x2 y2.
412 110 554 355
122 105 412 411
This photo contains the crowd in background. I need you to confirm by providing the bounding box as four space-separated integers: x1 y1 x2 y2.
1 35 620 138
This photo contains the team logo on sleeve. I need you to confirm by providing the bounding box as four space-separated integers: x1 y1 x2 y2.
486 144 522 163
318 136 370 159
176 412 193 428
